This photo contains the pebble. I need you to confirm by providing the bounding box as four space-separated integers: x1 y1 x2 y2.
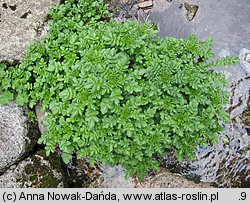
138 0 154 9
245 53 250 63
239 48 250 74
184 2 199 21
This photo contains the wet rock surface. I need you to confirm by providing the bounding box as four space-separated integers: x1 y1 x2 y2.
0 150 66 188
0 0 60 65
0 102 40 173
149 0 250 187
66 158 210 188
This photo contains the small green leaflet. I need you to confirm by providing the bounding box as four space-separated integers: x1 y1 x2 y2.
0 91 14 105
16 93 29 106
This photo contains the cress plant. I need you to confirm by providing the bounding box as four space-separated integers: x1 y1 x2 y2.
0 0 238 180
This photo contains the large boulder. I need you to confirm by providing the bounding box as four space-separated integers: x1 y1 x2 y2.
0 102 40 173
0 0 60 65
0 150 66 188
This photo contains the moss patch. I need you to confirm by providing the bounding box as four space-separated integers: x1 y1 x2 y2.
21 150 65 188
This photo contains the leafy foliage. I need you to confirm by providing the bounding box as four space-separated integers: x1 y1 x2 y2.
0 0 238 180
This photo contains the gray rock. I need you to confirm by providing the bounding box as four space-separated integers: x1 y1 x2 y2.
0 0 60 64
68 159 209 188
239 48 250 74
35 103 48 134
97 165 208 188
92 165 210 188
136 8 149 22
98 165 134 188
0 150 66 188
127 4 138 20
0 102 39 173
219 49 231 58
136 169 211 188
152 0 171 12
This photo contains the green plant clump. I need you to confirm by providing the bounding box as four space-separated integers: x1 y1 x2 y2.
0 0 238 179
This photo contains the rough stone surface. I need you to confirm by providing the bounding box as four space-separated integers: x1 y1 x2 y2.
0 150 66 188
95 166 211 188
184 2 199 21
239 48 250 74
0 102 39 173
35 103 48 134
151 0 171 12
136 169 211 188
98 165 134 188
0 0 60 64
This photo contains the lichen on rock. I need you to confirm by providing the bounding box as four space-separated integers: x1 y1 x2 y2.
0 150 66 188
0 102 40 173
0 0 60 65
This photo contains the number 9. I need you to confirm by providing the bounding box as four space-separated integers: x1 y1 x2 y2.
241 192 246 200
